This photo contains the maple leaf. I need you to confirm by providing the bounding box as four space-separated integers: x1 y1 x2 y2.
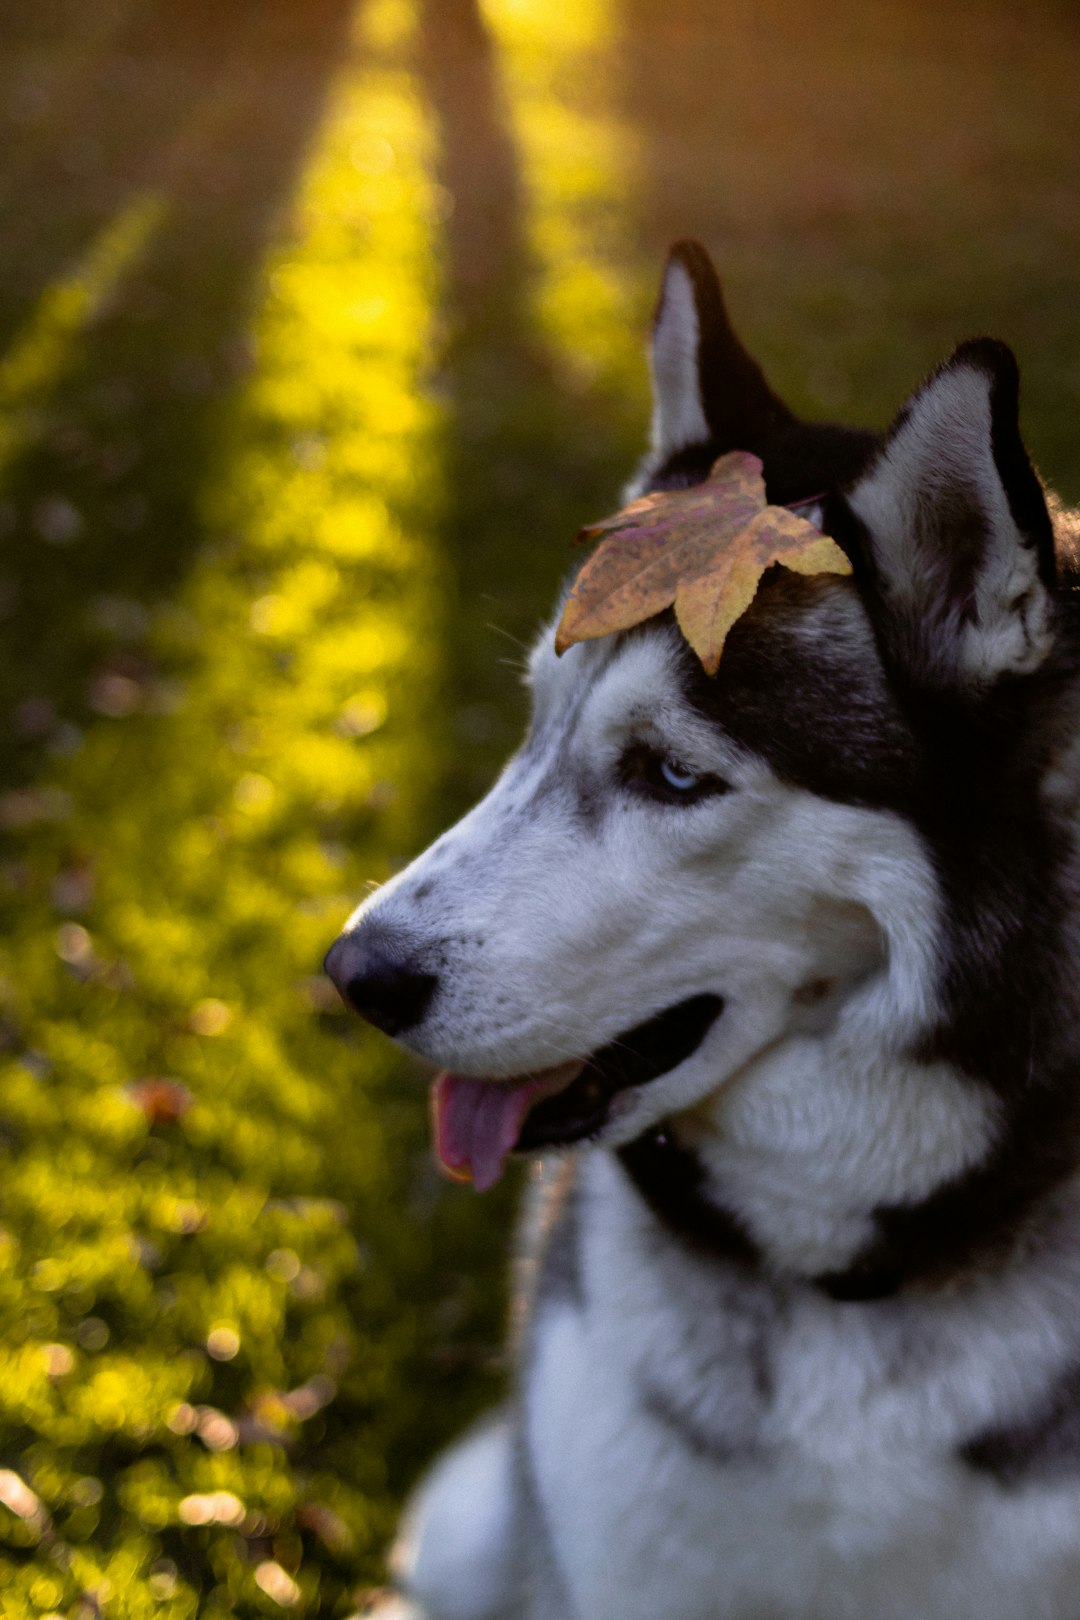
554 450 852 675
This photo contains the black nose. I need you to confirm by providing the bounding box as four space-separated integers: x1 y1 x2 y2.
323 927 438 1036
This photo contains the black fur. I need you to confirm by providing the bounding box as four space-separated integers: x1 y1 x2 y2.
640 1379 764 1467
961 337 1057 587
618 1126 761 1268
683 576 924 814
961 1363 1080 1485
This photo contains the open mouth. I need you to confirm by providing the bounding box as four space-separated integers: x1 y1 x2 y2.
431 993 723 1191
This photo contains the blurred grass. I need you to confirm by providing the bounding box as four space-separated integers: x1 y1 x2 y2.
0 0 1079 1613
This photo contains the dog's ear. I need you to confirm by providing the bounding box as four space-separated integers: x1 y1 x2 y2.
648 240 794 463
843 340 1057 690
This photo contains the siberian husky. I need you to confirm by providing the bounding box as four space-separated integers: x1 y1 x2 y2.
325 241 1080 1620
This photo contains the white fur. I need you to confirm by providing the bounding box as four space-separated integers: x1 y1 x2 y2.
524 1166 1080 1620
392 1417 517 1620
693 1044 997 1274
649 259 710 458
404 1151 1080 1620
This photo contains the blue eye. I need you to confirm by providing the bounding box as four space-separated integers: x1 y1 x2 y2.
621 746 730 806
659 759 699 793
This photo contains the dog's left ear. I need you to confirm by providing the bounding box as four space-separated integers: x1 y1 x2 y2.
843 339 1056 690
648 240 794 464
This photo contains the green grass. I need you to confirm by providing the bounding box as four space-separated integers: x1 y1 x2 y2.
1 0 1079 1612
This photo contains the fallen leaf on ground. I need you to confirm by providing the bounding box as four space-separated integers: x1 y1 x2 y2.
125 1078 193 1125
555 451 851 674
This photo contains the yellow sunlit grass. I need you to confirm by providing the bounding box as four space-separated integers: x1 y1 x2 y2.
0 0 453 1608
484 0 609 50
0 192 165 470
483 0 645 395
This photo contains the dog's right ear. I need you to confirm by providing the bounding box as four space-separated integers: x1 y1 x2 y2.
842 340 1057 693
648 240 794 466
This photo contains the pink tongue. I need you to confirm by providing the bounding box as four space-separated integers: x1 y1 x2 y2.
432 1061 585 1192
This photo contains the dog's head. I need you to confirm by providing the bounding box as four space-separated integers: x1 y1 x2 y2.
326 243 1066 1196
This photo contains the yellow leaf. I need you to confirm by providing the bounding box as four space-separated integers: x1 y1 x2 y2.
555 451 851 673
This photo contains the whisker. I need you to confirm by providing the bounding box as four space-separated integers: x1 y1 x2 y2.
485 621 532 656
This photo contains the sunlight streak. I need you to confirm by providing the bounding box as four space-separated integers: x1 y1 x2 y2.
0 193 165 471
482 0 645 399
194 0 448 848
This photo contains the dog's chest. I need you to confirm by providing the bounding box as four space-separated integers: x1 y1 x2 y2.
521 1156 1080 1620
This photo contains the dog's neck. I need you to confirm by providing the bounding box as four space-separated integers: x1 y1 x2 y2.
620 1027 1003 1296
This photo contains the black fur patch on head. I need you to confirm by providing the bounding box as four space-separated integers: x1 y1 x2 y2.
759 421 881 508
647 442 727 494
681 572 923 813
646 416 880 509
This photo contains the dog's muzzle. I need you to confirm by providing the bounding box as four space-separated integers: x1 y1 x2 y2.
325 921 725 1193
